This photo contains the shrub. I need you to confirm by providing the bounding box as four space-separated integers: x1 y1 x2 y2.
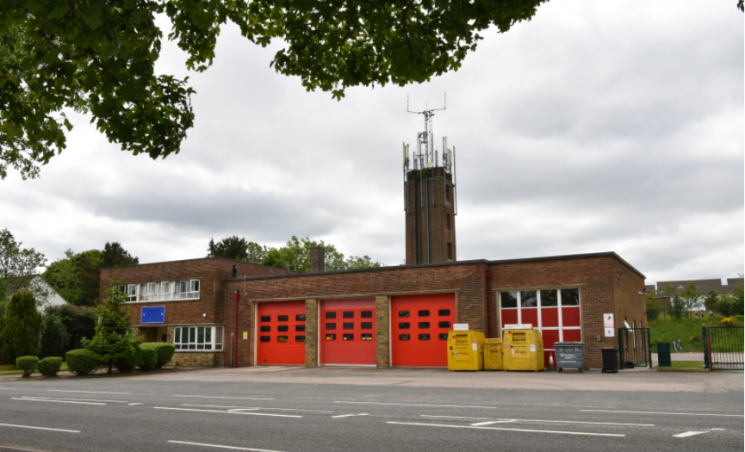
721 317 737 326
0 291 42 364
138 347 158 371
39 313 68 359
15 356 39 378
39 357 63 377
646 298 660 321
115 342 140 373
66 349 101 375
140 343 175 369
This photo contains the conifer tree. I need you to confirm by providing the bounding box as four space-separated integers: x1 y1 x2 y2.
82 282 136 373
39 313 68 359
0 290 41 364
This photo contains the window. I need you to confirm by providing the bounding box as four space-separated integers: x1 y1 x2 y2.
260 326 271 332
446 213 451 230
117 284 138 302
177 280 200 299
295 336 305 342
398 311 410 317
278 315 288 322
325 334 336 341
278 325 288 332
500 291 518 308
260 315 271 322
260 336 270 343
399 334 410 341
445 184 451 202
142 283 157 301
174 326 224 351
418 322 430 329
438 333 449 340
361 311 373 318
541 290 558 307
438 321 451 328
399 322 410 329
419 334 431 341
361 322 373 329
343 334 354 341
295 325 305 332
326 312 337 319
561 289 580 306
343 323 354 330
159 281 172 300
277 336 288 342
343 311 354 319
447 242 452 260
326 323 336 330
418 310 430 317
361 334 373 341
295 314 306 321
521 290 537 307
438 309 451 316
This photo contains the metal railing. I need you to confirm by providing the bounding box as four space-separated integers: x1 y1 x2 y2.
618 328 652 369
703 326 744 371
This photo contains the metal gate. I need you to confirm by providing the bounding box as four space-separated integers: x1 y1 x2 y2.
703 326 744 371
618 328 651 369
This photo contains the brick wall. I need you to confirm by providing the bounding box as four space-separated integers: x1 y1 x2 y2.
405 168 456 265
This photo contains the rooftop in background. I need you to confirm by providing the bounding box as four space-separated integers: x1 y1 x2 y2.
649 278 744 295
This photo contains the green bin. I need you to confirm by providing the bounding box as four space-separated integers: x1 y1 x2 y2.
657 342 672 367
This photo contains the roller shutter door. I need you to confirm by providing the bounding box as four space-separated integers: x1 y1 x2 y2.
320 299 376 366
256 301 306 365
391 294 456 367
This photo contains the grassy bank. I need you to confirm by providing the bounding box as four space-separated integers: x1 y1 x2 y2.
649 315 743 353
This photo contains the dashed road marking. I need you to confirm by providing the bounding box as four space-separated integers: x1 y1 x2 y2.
581 409 743 417
674 428 725 438
47 389 130 395
332 413 369 418
335 401 497 409
12 397 106 406
155 407 301 418
0 423 80 433
167 440 287 452
174 395 273 401
387 422 626 437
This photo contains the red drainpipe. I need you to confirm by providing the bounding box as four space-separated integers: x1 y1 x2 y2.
234 290 240 367
485 268 493 338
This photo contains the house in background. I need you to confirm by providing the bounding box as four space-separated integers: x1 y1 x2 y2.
648 277 744 312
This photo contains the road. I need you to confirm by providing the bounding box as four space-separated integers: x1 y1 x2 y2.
0 369 742 452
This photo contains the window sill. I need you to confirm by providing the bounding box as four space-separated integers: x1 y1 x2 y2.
175 350 224 353
125 298 201 304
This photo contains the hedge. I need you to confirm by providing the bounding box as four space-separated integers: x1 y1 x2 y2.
138 347 158 371
115 343 140 373
140 343 175 369
66 349 101 375
39 357 63 377
16 356 39 378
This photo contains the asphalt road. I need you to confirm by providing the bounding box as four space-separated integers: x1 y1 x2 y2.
0 374 742 452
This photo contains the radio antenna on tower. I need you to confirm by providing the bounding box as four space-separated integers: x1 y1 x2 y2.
407 93 446 167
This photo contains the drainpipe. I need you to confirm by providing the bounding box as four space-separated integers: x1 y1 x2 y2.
234 289 240 367
485 267 493 338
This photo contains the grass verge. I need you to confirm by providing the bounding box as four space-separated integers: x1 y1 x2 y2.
649 315 744 353
0 362 69 375
655 361 706 371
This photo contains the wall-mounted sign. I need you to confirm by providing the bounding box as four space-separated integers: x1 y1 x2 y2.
453 323 469 331
141 307 165 324
604 327 615 337
603 313 614 337
243 332 248 340
504 324 533 330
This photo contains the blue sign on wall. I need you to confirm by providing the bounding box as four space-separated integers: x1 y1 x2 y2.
141 306 165 324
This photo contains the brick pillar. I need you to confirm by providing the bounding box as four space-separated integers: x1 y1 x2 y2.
310 246 325 273
375 295 390 368
305 299 318 367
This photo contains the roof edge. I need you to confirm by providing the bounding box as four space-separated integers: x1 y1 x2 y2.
489 251 646 279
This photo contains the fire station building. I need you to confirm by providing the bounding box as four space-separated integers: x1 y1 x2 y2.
99 116 647 370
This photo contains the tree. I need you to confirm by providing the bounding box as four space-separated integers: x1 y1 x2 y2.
345 255 384 270
45 304 97 352
102 242 139 268
704 290 720 313
207 236 250 261
43 249 103 306
39 312 68 359
82 282 136 374
0 290 41 364
678 282 701 317
669 295 686 320
261 236 383 272
0 228 46 297
0 0 555 180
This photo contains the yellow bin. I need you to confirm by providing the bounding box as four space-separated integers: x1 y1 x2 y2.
447 330 485 371
484 338 503 370
502 326 544 372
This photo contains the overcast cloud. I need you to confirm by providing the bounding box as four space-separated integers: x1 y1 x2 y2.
1 0 742 285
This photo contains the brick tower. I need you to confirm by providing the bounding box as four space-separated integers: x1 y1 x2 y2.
403 105 457 265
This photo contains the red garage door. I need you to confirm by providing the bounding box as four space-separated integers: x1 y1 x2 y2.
498 288 581 367
256 301 306 365
320 299 376 366
391 294 456 367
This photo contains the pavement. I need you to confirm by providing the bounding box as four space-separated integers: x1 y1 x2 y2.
3 363 739 394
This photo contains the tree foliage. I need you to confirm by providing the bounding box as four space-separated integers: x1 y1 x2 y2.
102 242 140 268
39 312 68 359
45 304 97 352
0 0 555 180
0 228 46 297
82 282 136 374
0 290 41 364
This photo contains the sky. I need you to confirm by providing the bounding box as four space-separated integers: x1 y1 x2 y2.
1 0 743 285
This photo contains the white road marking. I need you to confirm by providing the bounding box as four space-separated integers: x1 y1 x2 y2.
129 403 143 406
33 397 130 403
334 401 497 409
181 404 332 413
674 428 725 438
421 414 653 427
47 389 130 395
387 422 626 438
332 413 369 418
154 407 301 418
471 420 518 426
12 397 106 406
582 409 743 418
174 395 273 401
0 387 19 390
421 415 491 420
167 440 287 452
0 423 80 433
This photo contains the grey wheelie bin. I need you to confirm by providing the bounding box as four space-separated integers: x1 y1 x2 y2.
554 342 585 373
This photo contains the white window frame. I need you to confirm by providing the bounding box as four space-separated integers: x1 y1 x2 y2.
159 281 174 300
177 279 200 300
174 326 223 351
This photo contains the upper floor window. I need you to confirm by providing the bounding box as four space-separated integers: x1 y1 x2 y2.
177 280 200 299
116 284 138 302
117 279 200 303
446 213 451 230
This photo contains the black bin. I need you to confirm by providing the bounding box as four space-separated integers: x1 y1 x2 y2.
601 347 618 373
657 342 672 367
